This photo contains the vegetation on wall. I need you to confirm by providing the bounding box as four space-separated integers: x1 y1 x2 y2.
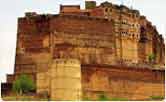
148 53 155 63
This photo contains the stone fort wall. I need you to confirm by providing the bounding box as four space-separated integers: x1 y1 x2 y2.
36 59 82 100
1 1 165 100
81 65 165 100
50 15 116 65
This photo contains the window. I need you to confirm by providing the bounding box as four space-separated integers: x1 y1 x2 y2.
105 8 108 12
132 34 134 38
132 24 134 27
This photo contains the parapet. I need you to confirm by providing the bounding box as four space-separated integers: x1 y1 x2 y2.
60 5 81 13
120 5 129 11
100 1 112 7
140 15 146 19
25 12 37 17
131 9 140 16
52 58 80 67
55 14 111 22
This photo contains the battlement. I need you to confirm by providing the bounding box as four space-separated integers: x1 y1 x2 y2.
23 12 52 19
55 14 110 22
140 15 146 19
52 59 80 66
100 1 140 16
25 12 38 17
60 5 80 13
22 12 112 22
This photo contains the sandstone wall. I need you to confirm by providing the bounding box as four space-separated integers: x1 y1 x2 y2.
36 63 50 94
90 7 105 17
95 2 141 63
11 19 52 93
36 59 82 101
50 59 82 100
50 15 116 65
121 38 138 63
50 15 113 35
17 15 50 53
81 65 165 100
3 6 164 100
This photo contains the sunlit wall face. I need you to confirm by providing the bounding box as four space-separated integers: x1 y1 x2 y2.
0 0 165 82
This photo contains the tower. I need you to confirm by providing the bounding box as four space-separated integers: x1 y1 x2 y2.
50 59 82 100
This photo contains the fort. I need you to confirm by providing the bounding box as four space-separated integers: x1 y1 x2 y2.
1 1 165 100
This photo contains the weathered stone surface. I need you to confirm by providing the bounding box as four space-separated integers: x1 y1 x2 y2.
2 1 165 100
81 65 165 100
50 59 82 100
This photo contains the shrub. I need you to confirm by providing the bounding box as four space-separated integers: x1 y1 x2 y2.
83 97 91 101
110 97 128 101
12 74 35 95
150 96 164 100
148 53 155 63
98 94 109 101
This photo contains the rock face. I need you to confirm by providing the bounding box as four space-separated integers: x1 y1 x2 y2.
2 1 165 100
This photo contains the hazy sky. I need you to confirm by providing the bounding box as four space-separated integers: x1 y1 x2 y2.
0 0 166 82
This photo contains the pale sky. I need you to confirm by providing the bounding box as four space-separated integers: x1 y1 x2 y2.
0 0 166 82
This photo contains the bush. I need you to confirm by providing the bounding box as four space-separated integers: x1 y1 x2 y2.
148 53 155 63
12 74 35 95
110 97 128 101
83 97 91 101
150 96 164 100
98 94 109 101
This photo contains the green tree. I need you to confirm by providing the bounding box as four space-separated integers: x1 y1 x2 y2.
148 53 155 63
12 74 35 95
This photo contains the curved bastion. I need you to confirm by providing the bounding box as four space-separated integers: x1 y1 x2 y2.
37 59 82 100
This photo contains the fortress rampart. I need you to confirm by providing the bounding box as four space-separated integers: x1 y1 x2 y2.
1 1 165 101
